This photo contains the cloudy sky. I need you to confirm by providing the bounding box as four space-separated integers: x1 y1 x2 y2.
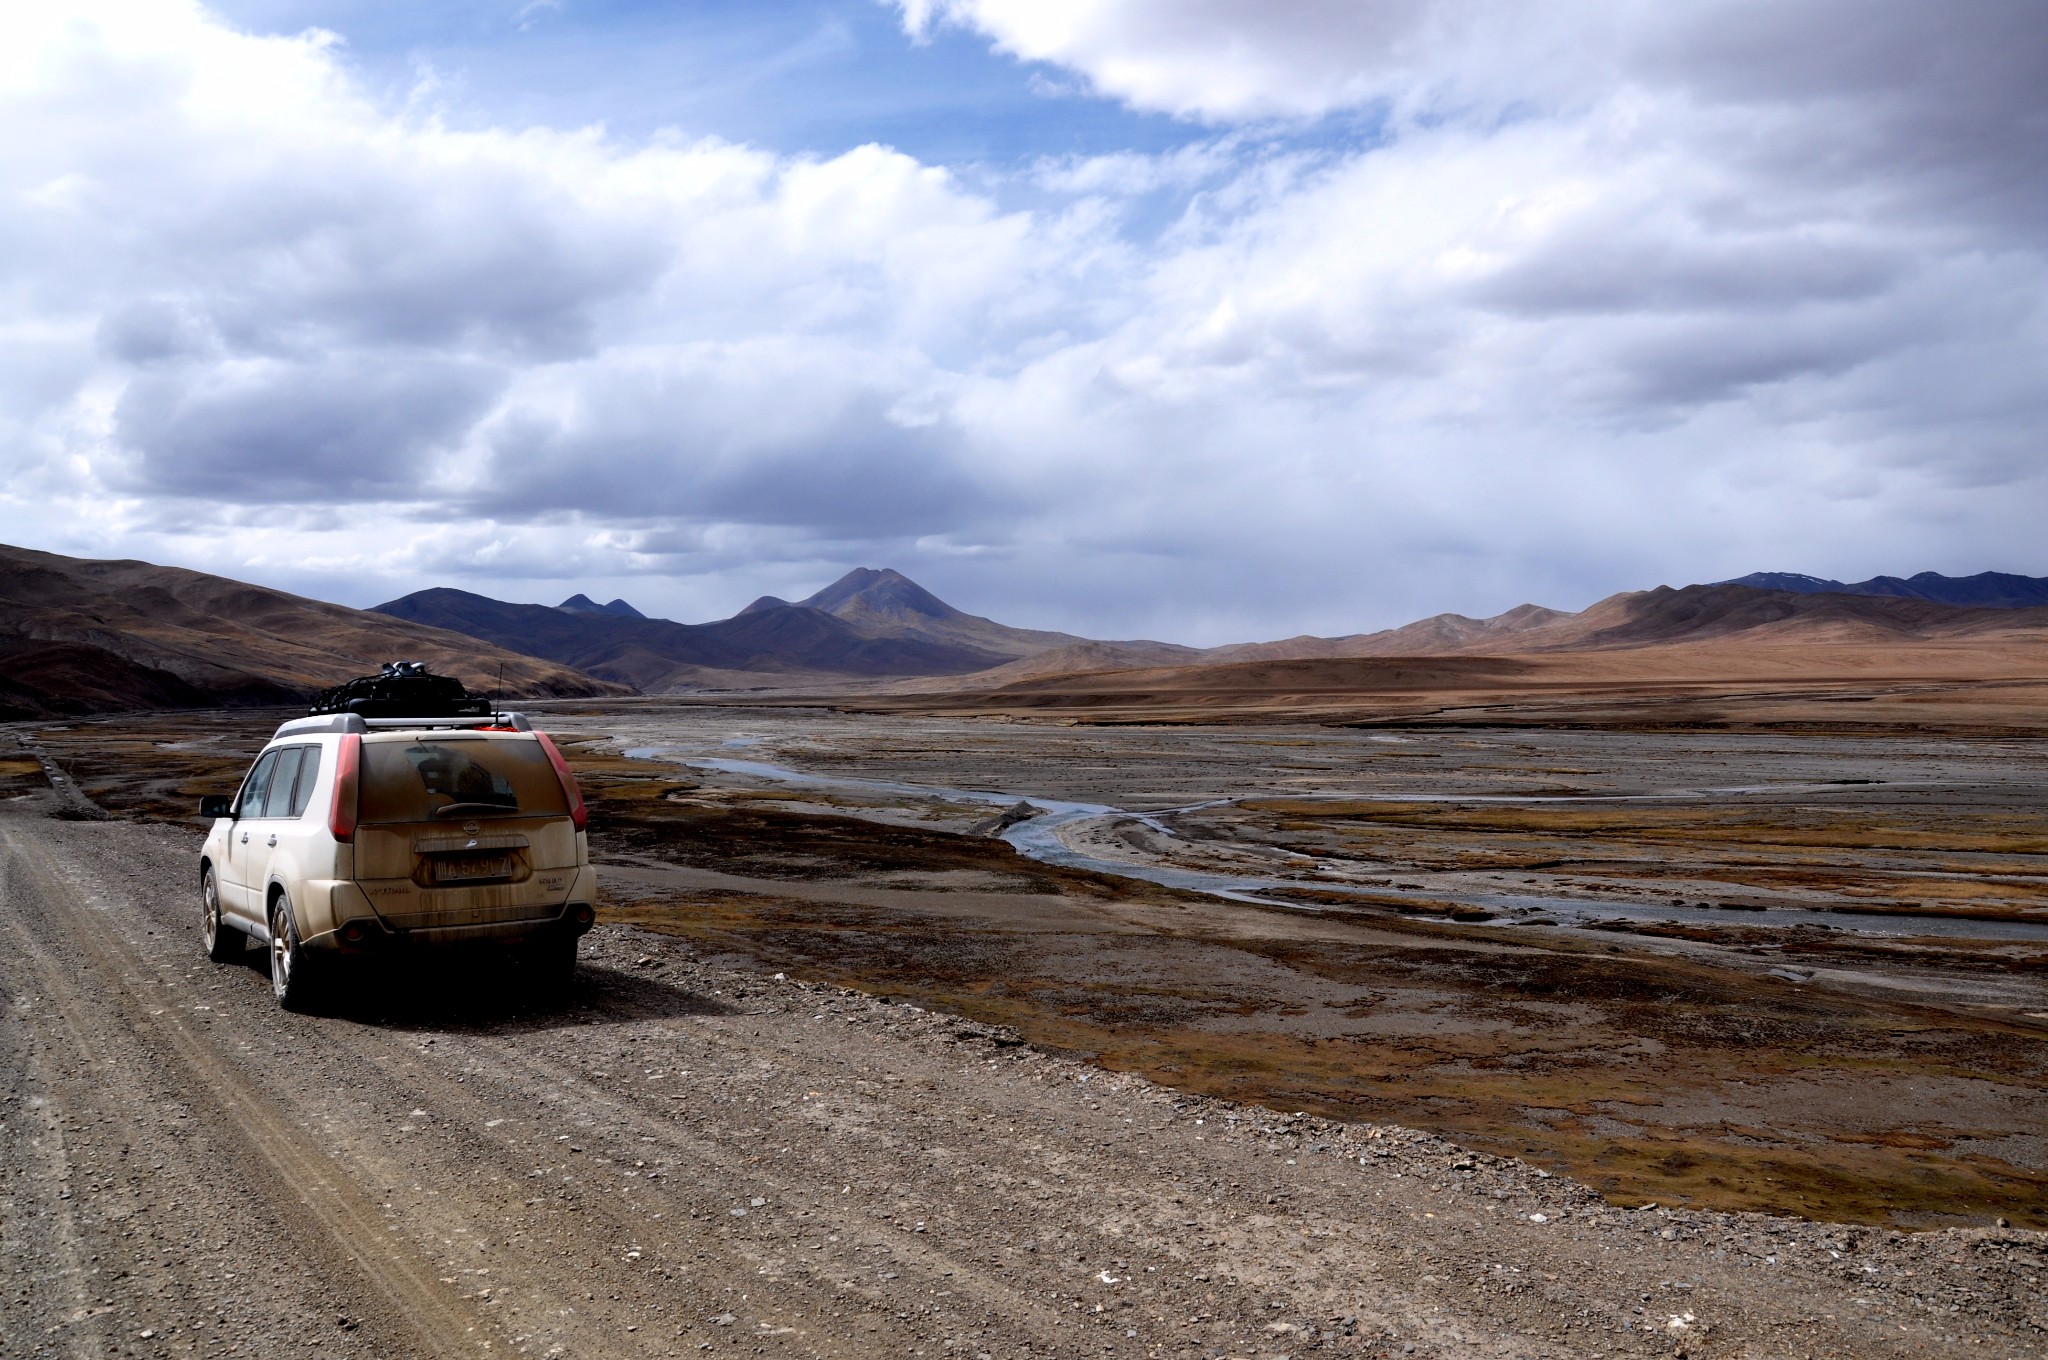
3 1 2043 642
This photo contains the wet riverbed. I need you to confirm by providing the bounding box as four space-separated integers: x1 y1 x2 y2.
625 742 2048 942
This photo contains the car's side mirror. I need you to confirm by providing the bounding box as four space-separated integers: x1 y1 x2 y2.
199 795 234 819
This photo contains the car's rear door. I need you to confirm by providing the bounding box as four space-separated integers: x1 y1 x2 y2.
242 746 315 914
218 749 279 915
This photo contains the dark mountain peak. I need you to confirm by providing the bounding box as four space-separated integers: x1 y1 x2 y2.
804 566 888 604
738 595 792 616
1719 572 1845 593
558 593 647 619
391 586 506 609
800 567 965 622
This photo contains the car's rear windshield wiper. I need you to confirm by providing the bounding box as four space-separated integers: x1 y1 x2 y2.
432 801 520 818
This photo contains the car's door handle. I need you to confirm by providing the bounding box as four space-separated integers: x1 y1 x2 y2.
240 831 249 844
267 834 278 847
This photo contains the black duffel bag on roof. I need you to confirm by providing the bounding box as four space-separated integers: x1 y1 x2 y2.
306 661 491 719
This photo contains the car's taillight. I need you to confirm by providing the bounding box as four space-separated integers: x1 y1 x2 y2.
329 733 361 843
534 731 587 832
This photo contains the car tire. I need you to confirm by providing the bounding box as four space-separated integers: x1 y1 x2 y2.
269 892 321 1012
202 867 241 963
525 933 577 993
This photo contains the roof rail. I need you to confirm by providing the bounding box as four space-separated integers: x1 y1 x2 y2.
272 712 532 740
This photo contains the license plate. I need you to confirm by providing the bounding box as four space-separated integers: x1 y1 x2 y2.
435 854 512 882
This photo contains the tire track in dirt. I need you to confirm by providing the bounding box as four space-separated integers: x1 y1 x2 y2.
1 845 228 1356
181 948 1092 1356
0 943 102 1359
430 1013 1082 1354
218 1008 909 1358
0 816 493 1358
434 973 1515 1356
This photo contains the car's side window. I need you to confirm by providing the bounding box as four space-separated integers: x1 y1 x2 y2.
286 745 323 819
235 750 280 819
262 748 306 819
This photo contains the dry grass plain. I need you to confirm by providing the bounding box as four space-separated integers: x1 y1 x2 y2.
16 664 2048 1235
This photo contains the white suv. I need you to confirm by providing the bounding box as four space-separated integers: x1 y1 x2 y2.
198 710 598 1009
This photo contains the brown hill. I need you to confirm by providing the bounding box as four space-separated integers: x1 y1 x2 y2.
847 582 2047 698
1203 603 1574 662
1182 586 2048 667
883 639 1211 692
0 543 625 720
1516 583 2048 649
851 585 2048 730
1020 584 2048 675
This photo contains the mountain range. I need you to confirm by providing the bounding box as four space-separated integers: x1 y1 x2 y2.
4 541 2046 718
1718 570 2048 609
901 577 2048 690
375 565 2048 696
371 568 1190 692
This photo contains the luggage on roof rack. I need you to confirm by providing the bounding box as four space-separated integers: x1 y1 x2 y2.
307 661 491 720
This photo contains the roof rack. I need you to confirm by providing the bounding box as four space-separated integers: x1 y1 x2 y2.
306 661 495 723
272 712 533 740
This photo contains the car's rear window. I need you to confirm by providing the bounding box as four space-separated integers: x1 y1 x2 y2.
357 737 570 824
261 745 323 819
235 743 323 819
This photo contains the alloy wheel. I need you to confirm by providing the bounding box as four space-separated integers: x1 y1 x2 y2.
270 905 291 996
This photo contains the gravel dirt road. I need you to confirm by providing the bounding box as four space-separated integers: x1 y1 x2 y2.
4 792 2044 1359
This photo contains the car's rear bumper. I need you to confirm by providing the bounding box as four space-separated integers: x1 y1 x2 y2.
305 868 597 952
306 902 595 951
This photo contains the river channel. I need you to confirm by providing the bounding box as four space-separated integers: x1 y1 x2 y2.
623 746 2048 944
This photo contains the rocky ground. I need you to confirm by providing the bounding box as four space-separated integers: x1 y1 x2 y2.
4 786 2046 1359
